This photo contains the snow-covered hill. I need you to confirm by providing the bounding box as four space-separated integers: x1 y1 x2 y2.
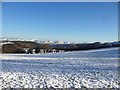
0 48 119 88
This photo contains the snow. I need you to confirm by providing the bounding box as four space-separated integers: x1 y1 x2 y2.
0 42 14 46
0 47 119 88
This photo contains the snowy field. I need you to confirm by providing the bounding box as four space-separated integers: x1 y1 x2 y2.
0 47 119 88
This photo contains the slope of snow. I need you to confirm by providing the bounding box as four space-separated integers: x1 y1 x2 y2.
0 48 119 88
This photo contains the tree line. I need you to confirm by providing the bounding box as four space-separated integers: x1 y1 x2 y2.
2 41 120 53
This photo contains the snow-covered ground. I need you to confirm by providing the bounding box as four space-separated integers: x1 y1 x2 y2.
0 47 119 88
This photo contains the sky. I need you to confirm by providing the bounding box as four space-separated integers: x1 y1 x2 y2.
2 2 118 43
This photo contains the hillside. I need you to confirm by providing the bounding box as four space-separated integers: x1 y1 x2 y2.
1 40 120 53
2 41 51 53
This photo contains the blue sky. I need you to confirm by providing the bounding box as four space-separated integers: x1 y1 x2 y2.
2 2 118 43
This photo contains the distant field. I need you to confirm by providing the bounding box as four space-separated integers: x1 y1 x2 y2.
0 47 119 88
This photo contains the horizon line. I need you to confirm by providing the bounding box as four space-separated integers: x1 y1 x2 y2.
1 37 119 43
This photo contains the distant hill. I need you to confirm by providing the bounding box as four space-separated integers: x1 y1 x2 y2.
2 41 51 53
2 44 23 53
1 40 120 53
